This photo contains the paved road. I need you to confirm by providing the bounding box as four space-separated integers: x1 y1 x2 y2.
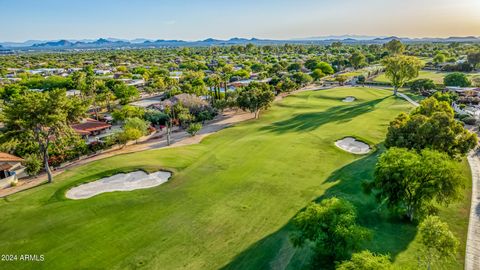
397 92 419 107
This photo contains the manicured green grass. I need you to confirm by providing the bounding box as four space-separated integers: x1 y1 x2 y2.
0 87 470 270
373 70 480 85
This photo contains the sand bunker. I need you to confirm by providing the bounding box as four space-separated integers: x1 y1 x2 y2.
66 171 172 199
342 96 356 102
335 137 371 154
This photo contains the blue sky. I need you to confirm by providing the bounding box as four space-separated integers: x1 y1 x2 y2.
1 0 479 42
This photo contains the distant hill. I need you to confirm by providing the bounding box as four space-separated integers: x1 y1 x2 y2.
2 35 479 50
32 39 74 47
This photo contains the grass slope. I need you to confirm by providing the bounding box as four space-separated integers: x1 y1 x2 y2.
0 87 470 270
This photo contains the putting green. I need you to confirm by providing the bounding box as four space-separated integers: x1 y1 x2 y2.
0 87 470 270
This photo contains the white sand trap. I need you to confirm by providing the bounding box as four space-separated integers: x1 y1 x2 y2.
335 137 371 154
342 96 356 102
66 171 172 199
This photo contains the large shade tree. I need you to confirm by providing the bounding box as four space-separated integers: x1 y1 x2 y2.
349 52 367 69
290 197 370 268
2 89 87 182
383 39 405 55
382 55 424 95
365 148 464 221
236 82 275 119
385 97 477 158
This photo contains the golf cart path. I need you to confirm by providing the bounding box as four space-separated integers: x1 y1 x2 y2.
396 91 478 269
397 92 419 107
466 152 480 270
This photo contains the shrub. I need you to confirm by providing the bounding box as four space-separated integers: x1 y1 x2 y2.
112 105 145 122
124 117 150 135
187 123 202 136
115 128 143 147
462 116 477 125
144 110 168 125
357 75 366 84
444 72 471 87
24 154 41 176
410 78 435 92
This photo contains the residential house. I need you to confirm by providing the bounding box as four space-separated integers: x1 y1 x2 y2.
0 152 26 188
72 118 113 144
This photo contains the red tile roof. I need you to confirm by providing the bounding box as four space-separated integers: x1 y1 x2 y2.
71 118 112 135
0 152 24 162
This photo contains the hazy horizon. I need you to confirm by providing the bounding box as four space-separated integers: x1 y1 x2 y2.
1 0 479 42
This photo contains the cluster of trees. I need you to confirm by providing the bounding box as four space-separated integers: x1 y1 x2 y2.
1 89 88 182
290 196 460 269
290 93 474 269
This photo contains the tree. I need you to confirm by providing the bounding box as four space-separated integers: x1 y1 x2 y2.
311 69 326 81
277 78 298 93
433 53 446 64
382 55 424 95
336 75 349 86
84 66 99 119
365 148 464 221
349 52 366 69
357 75 366 85
287 63 302 72
24 154 42 176
444 72 471 87
409 79 435 93
0 84 28 102
418 216 459 270
112 105 145 122
2 89 85 182
187 123 202 136
431 91 458 104
150 76 167 92
336 251 393 270
385 97 477 158
144 110 168 125
237 82 275 119
124 117 149 136
383 39 405 55
115 128 143 147
292 72 313 85
290 198 370 267
305 58 321 71
467 51 480 69
113 83 139 104
317 62 335 75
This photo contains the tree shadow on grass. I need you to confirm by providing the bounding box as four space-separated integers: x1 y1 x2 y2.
220 151 417 270
261 97 388 134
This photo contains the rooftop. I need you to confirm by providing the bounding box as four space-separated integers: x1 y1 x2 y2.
0 152 24 162
72 118 112 135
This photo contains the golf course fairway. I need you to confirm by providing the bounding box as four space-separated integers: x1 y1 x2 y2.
0 87 471 270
